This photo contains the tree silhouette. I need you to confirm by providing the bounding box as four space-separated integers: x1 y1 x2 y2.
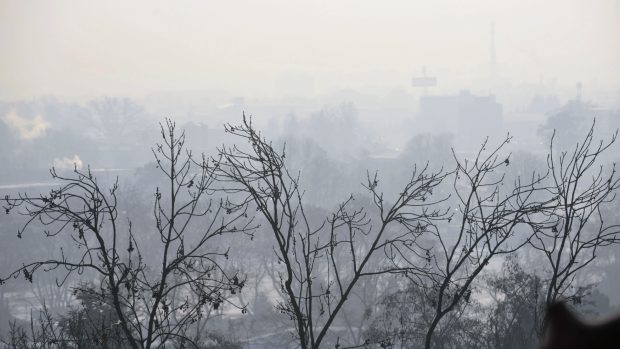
1 119 255 349
531 121 620 306
214 115 450 349
412 136 548 349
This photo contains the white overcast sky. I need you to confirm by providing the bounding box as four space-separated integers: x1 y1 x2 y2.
1 0 619 100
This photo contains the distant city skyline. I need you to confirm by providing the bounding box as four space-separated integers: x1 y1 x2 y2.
1 0 618 103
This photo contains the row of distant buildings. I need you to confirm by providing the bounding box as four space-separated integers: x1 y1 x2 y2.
416 90 504 152
415 87 620 156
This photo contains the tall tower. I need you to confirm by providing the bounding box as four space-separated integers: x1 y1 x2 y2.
489 21 497 89
616 0 620 35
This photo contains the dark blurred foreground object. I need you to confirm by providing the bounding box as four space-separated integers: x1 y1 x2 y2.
541 302 620 349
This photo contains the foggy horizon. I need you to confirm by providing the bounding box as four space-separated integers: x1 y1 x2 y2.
1 0 619 105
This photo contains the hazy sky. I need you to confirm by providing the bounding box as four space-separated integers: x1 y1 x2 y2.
1 0 619 100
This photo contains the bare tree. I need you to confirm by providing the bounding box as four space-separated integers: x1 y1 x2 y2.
87 97 149 144
414 136 548 349
1 119 254 348
30 269 73 316
530 121 620 305
366 126 620 349
214 115 449 349
2 305 67 349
